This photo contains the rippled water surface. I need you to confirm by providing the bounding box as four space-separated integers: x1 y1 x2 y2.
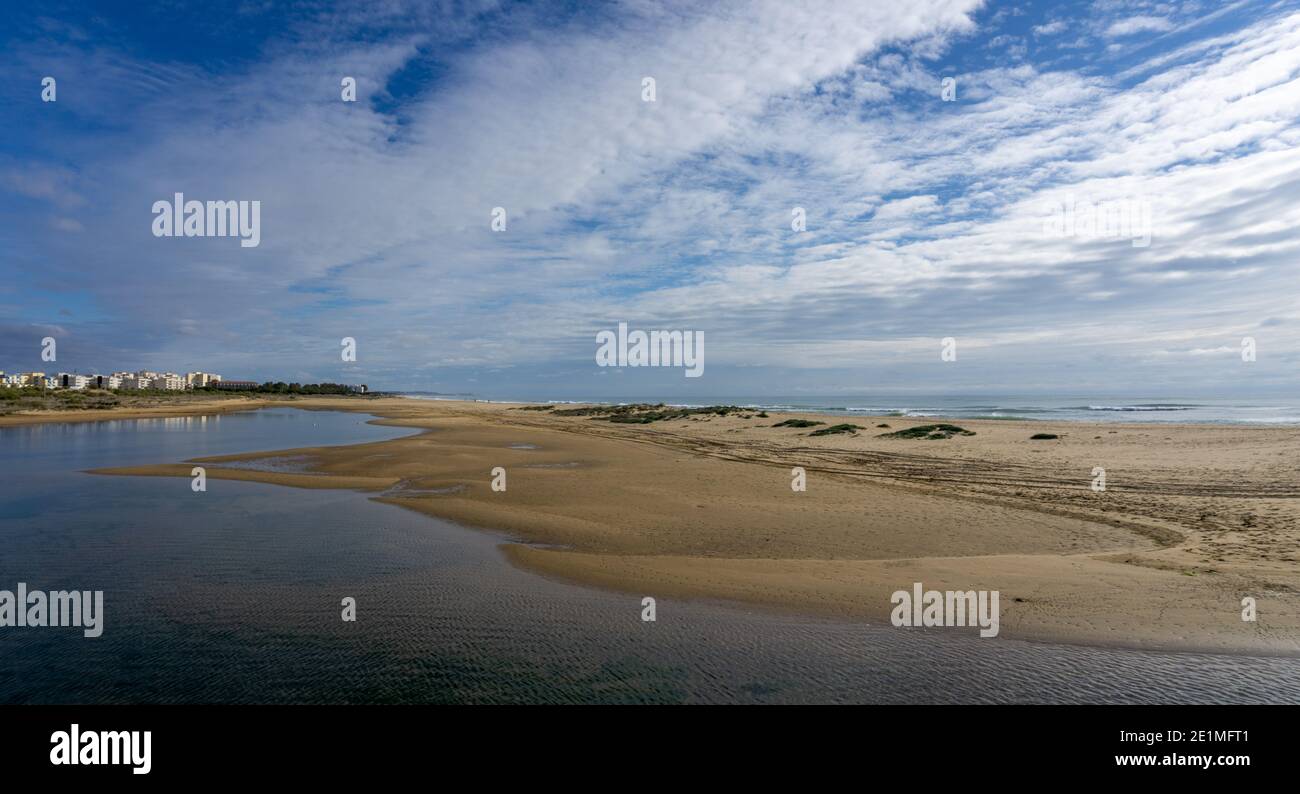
2 408 1298 704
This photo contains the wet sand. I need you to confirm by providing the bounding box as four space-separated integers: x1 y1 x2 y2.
49 396 1300 653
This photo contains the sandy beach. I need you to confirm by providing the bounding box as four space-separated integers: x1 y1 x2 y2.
23 395 1295 654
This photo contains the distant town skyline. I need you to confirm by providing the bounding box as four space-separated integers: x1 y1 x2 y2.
1 368 223 391
3 1 1299 399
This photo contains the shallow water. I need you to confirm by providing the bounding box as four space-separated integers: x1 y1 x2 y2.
1 407 1298 704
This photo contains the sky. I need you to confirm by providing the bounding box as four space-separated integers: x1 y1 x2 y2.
2 0 1298 400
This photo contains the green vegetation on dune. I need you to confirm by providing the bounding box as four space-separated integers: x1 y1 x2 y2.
878 423 975 440
193 382 365 395
552 403 746 424
0 386 122 415
809 423 865 436
771 418 824 428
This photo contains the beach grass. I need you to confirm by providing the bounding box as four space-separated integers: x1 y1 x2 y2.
772 418 824 428
878 423 976 439
809 423 865 436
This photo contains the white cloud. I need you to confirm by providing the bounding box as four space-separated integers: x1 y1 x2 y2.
1106 16 1174 37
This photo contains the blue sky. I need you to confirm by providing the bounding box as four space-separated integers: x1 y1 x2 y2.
2 0 1298 399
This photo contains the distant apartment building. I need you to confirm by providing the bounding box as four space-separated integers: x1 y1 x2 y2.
118 376 152 390
150 375 186 391
6 372 47 387
93 371 184 390
186 372 222 388
209 380 258 391
57 373 93 390
89 374 123 389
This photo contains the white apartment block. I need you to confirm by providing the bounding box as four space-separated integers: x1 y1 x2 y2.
151 375 186 391
186 372 222 388
56 373 92 390
87 374 123 389
6 372 47 387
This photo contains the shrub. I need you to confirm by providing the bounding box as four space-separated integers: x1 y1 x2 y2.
879 424 975 440
809 423 864 436
772 418 823 428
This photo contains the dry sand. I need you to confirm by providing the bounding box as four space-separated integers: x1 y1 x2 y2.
31 395 1300 653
